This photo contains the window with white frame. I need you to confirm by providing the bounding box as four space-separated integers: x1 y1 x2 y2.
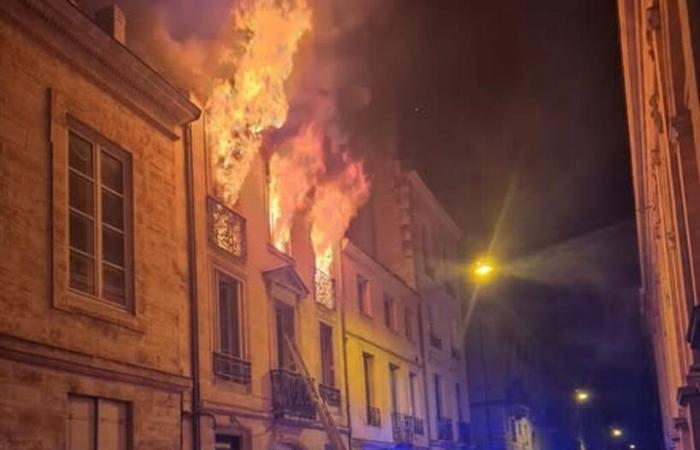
67 394 130 450
68 130 132 307
217 271 243 358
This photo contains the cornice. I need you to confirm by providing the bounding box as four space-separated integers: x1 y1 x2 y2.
0 0 200 135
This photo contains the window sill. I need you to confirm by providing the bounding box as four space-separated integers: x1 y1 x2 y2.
267 243 295 264
53 289 145 333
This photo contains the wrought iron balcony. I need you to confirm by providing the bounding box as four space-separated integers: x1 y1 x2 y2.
457 421 471 443
319 384 341 407
392 413 415 444
270 369 316 420
213 352 251 385
314 268 336 309
414 417 425 435
207 196 246 261
430 332 442 349
367 406 381 427
437 417 453 441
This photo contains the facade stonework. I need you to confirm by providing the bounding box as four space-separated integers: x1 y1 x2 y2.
619 0 700 448
0 1 471 449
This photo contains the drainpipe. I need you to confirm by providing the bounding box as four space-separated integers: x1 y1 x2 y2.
183 123 201 450
339 239 352 449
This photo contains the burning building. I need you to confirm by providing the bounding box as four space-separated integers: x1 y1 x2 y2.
0 0 470 449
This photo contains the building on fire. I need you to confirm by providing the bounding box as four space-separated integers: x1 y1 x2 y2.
0 1 471 450
618 0 700 448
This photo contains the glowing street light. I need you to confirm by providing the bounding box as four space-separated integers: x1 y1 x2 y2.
574 389 591 404
472 258 496 281
629 444 637 450
611 428 624 438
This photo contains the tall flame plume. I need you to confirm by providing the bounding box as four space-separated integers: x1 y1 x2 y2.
207 0 312 207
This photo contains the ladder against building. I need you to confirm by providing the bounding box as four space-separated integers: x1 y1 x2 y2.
283 334 347 450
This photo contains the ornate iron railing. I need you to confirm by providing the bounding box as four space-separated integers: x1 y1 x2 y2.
213 352 251 385
392 413 415 444
414 417 425 435
314 268 336 309
437 417 453 441
430 332 443 349
270 369 316 420
458 421 471 443
207 196 246 261
367 406 381 427
319 384 341 407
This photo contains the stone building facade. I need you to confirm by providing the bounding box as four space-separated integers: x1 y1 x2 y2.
0 1 471 449
618 0 700 448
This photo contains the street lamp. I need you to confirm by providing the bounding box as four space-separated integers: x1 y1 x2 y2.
574 389 591 404
611 428 624 438
629 444 636 450
472 258 496 281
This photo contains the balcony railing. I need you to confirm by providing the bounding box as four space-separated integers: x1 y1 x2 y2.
318 384 341 407
392 413 415 444
207 196 246 261
213 352 251 385
270 369 316 420
430 332 442 349
314 268 336 309
367 406 381 427
414 417 425 435
437 417 453 441
458 421 471 443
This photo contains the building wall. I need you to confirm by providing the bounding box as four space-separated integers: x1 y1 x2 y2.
618 0 700 448
0 1 198 448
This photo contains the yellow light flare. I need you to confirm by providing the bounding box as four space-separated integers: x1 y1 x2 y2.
472 258 495 280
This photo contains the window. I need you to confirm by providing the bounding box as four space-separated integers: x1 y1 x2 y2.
363 353 375 408
217 272 242 358
409 372 417 417
434 374 443 418
275 303 295 370
383 295 395 329
68 130 132 307
357 275 369 315
389 364 399 414
404 307 414 341
422 226 433 277
320 322 335 387
215 435 242 450
68 395 129 450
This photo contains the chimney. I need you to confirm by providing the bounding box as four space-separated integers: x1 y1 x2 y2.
95 5 126 45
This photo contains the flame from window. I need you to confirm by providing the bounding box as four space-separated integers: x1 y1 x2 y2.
206 0 312 207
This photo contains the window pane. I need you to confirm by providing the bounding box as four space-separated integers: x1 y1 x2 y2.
70 173 94 215
102 227 125 267
69 133 93 177
103 265 126 305
70 251 95 295
101 151 124 193
68 396 96 450
102 189 124 229
218 275 241 357
70 212 94 255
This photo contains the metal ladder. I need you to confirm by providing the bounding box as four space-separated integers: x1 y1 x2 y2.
284 334 347 450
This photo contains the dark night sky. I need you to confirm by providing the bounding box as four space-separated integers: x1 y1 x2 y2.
364 0 662 448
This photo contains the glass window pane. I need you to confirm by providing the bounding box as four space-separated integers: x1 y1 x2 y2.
69 133 93 177
103 265 126 305
70 173 94 216
218 275 240 357
102 190 124 230
102 227 124 267
101 151 124 193
70 251 95 295
70 212 94 255
68 396 96 450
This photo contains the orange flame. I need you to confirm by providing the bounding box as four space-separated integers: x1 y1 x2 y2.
310 155 371 273
207 0 312 207
269 123 325 253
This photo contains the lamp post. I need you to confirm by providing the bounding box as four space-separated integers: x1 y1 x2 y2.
573 389 591 450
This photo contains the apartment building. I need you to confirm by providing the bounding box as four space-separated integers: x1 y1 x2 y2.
0 1 200 448
0 1 470 450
